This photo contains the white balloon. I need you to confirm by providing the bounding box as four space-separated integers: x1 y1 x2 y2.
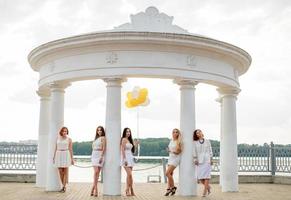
132 86 140 99
141 98 150 106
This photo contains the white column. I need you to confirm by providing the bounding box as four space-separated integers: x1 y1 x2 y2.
36 90 50 187
46 82 70 191
217 87 240 192
215 97 224 187
175 79 197 196
103 77 125 196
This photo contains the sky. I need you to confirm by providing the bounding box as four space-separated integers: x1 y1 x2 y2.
0 0 291 145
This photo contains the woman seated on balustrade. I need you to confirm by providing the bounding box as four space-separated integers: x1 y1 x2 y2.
53 126 74 192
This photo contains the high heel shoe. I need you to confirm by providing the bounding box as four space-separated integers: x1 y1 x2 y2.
125 188 130 196
59 187 64 193
130 187 135 196
164 188 172 196
90 187 94 196
202 189 207 197
207 186 211 195
170 186 177 196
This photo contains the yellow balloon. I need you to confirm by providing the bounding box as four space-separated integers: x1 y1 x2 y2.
127 92 133 100
125 87 149 108
125 101 133 108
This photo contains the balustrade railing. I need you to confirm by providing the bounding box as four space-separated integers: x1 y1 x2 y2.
0 143 290 175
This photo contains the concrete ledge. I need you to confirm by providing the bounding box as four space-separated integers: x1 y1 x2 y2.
0 173 36 183
211 175 280 184
273 175 291 185
0 173 290 185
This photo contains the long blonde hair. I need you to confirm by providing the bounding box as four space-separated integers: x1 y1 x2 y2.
172 128 182 153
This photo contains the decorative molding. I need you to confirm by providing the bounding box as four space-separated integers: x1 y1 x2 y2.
48 81 71 92
174 79 198 89
106 52 118 64
36 90 51 99
103 77 127 87
217 87 241 98
114 6 189 34
49 61 55 72
187 55 197 67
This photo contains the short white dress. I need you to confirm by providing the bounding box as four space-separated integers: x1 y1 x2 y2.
54 137 72 168
193 139 213 180
91 137 105 167
167 139 181 167
121 143 135 167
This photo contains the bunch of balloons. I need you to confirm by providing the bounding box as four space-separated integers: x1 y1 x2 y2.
125 86 150 108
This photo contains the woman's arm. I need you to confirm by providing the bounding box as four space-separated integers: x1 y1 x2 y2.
69 138 74 165
193 142 198 165
53 143 57 163
174 142 182 155
101 137 106 156
99 137 106 164
121 138 127 161
208 140 213 165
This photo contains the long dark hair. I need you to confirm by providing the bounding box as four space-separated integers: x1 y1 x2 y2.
193 129 201 141
95 126 105 140
121 127 135 153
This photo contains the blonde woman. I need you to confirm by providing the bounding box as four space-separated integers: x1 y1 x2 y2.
193 129 213 197
90 126 106 197
53 127 74 192
164 128 182 196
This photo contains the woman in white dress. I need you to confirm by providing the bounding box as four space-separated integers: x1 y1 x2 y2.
120 127 139 196
164 128 182 196
193 129 213 197
90 126 106 197
53 127 74 192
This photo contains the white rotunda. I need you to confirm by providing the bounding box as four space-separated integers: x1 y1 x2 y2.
28 7 251 196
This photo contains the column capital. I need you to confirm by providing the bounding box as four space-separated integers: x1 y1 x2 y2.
217 87 241 98
48 81 71 92
174 79 198 89
215 97 222 103
36 89 50 99
103 77 127 87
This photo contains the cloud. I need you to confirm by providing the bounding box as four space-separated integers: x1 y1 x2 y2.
0 62 21 77
1 0 291 144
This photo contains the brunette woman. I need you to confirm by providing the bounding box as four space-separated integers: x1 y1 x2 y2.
53 127 74 192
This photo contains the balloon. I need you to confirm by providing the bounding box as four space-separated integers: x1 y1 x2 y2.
132 86 140 99
140 98 150 106
125 86 150 108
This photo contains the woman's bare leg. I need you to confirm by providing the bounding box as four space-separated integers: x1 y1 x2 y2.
165 165 176 189
124 167 133 196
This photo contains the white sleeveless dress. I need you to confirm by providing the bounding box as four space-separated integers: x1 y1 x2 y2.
91 137 105 167
167 139 181 167
121 143 135 167
54 137 72 168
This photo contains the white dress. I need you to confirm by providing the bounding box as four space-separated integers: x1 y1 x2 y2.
91 137 105 167
193 139 213 180
54 137 72 168
167 140 181 167
121 143 135 167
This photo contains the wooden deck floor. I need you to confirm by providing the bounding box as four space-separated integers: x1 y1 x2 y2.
0 183 290 200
